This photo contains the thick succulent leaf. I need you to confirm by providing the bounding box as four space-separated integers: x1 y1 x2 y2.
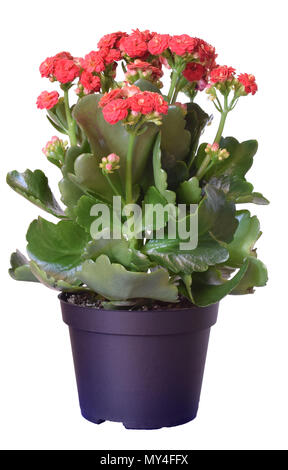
58 177 85 215
144 234 229 274
74 195 112 233
70 152 122 200
79 255 178 302
6 169 65 218
198 184 238 243
26 217 89 282
142 185 169 233
134 78 162 93
209 175 269 205
205 137 258 180
84 238 151 272
166 161 189 190
153 133 176 203
29 261 86 291
61 141 91 177
226 210 261 267
185 102 210 158
161 105 191 166
73 94 158 184
9 250 39 282
177 176 202 204
191 259 249 306
236 192 269 205
230 257 268 294
47 99 68 133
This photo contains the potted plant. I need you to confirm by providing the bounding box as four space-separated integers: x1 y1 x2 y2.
7 30 268 429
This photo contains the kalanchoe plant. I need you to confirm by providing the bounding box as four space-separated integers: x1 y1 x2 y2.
7 30 268 309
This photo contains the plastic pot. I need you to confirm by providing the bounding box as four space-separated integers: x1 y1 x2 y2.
59 294 218 430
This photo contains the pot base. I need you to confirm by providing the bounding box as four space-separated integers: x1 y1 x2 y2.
81 410 197 430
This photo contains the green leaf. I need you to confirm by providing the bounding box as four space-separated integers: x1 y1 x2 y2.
74 195 112 233
61 141 91 177
46 116 67 135
191 259 249 306
161 105 191 166
236 192 270 205
79 255 178 302
185 102 209 159
134 78 162 93
73 94 158 185
226 210 261 267
6 169 65 218
26 217 89 283
198 184 238 243
177 176 202 204
209 175 269 205
9 250 39 282
84 238 151 272
153 133 176 203
144 235 229 274
29 261 87 291
58 177 85 215
230 257 268 294
71 152 122 200
205 137 258 180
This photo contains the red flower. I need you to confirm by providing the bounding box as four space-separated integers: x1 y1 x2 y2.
183 62 205 82
169 34 198 56
128 91 155 114
80 71 101 93
238 73 258 95
99 88 125 108
98 31 127 49
196 40 217 69
83 51 106 73
119 30 149 58
103 48 122 64
36 91 59 110
54 51 73 60
102 99 129 124
153 94 168 114
210 65 236 83
39 57 55 78
121 85 140 97
148 34 170 55
54 59 80 84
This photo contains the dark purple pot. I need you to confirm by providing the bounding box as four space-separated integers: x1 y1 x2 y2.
59 294 218 430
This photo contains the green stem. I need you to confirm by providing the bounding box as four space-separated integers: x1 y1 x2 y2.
126 132 136 204
196 154 211 180
104 174 121 198
214 94 229 144
63 89 77 146
214 110 228 144
167 70 179 104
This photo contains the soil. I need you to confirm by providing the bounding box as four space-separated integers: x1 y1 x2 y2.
62 292 195 311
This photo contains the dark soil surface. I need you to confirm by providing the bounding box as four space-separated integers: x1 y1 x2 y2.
62 292 195 311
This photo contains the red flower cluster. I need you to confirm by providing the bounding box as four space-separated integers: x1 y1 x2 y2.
148 34 170 55
183 63 205 82
120 29 153 58
79 71 101 94
36 91 59 110
39 52 80 84
238 73 258 95
210 65 236 83
99 86 168 125
169 34 198 56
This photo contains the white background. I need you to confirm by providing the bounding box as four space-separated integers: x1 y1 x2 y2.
0 0 287 450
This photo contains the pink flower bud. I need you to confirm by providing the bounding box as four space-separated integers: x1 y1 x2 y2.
211 142 219 152
105 163 113 171
107 153 120 163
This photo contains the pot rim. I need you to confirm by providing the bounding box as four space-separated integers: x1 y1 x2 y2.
59 293 219 336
